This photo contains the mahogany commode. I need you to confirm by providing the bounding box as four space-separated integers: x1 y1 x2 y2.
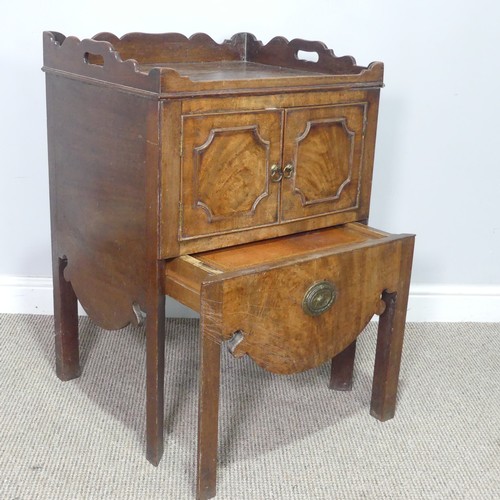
43 31 414 499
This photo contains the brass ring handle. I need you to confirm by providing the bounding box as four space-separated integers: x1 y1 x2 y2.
302 281 336 316
270 164 283 183
283 163 294 179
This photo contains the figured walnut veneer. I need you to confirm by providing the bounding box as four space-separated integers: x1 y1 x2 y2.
165 225 414 375
181 111 281 237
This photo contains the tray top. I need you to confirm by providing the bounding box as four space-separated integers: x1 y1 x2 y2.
135 60 327 82
42 31 384 96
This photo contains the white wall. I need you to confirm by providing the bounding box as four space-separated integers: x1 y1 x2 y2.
1 0 499 320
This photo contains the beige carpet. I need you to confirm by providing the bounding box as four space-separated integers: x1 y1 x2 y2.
0 315 499 499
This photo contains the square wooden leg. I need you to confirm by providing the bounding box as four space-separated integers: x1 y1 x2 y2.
146 295 166 466
370 239 414 421
370 290 400 421
53 256 80 381
197 332 221 500
329 340 357 391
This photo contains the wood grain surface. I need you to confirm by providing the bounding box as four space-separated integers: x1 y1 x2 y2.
43 31 383 97
44 32 410 500
180 111 282 238
281 103 367 222
165 225 414 375
46 73 158 330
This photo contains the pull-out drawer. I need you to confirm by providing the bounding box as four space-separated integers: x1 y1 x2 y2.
164 223 414 374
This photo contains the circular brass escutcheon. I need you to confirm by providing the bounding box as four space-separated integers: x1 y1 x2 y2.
302 280 336 316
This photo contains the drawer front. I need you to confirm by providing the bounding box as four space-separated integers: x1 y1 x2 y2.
201 234 414 374
180 111 282 239
281 103 367 222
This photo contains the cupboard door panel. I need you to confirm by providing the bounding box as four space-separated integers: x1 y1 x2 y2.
281 104 367 222
181 111 282 239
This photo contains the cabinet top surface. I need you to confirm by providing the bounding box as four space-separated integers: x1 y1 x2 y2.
42 31 384 96
136 60 327 81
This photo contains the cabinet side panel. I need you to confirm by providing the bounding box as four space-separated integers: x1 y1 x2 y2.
46 75 159 329
160 100 182 257
358 89 381 220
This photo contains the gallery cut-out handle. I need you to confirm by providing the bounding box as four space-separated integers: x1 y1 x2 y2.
79 38 120 67
297 50 319 63
291 38 328 64
84 51 105 65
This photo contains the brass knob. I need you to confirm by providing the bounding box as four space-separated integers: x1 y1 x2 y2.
270 164 283 182
302 281 336 316
283 163 294 179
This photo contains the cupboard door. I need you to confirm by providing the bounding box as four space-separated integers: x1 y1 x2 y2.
180 111 282 239
281 104 367 222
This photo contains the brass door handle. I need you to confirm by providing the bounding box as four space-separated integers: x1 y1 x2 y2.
302 281 336 316
283 163 294 179
270 164 283 182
